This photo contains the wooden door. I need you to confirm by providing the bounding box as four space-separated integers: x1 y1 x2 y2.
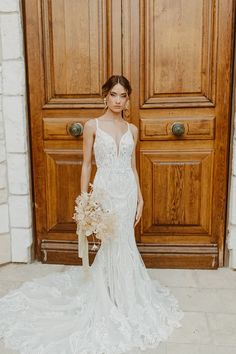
22 0 235 268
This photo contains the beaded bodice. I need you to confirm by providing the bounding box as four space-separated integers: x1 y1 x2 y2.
93 118 134 170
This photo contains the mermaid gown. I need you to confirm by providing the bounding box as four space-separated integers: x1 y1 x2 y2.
0 118 184 354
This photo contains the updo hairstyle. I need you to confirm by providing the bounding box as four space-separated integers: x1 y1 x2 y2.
102 75 132 97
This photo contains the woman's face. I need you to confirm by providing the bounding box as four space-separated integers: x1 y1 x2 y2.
106 83 129 113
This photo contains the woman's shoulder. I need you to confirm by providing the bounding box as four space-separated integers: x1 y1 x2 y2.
84 118 96 126
87 115 107 127
84 118 97 129
128 123 138 142
129 122 138 134
83 118 97 136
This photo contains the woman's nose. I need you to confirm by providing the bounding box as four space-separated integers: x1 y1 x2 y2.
116 96 121 103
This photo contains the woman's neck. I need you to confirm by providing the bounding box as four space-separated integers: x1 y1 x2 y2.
103 109 123 121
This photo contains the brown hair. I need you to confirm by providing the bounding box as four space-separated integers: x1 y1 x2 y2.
102 75 132 97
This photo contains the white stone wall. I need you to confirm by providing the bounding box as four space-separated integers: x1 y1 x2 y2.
228 113 236 269
0 0 33 264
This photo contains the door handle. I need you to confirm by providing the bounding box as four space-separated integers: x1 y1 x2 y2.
67 122 83 137
171 122 185 136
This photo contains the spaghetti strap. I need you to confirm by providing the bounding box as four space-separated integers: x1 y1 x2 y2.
95 118 98 129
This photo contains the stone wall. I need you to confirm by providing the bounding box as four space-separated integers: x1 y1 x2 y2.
0 0 33 264
228 110 236 268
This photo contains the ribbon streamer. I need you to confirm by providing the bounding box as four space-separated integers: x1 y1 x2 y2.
77 226 90 277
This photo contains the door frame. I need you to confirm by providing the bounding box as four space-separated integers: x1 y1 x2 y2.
22 0 236 268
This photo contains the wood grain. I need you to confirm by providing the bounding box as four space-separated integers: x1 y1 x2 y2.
22 0 235 268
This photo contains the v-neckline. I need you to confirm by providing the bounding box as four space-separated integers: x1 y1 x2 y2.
96 120 129 158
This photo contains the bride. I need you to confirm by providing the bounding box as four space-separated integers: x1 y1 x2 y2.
0 75 184 354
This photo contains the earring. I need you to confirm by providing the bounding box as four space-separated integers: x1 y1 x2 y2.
104 98 108 109
124 100 129 110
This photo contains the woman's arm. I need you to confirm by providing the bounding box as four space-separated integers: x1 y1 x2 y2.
130 123 144 226
80 119 95 193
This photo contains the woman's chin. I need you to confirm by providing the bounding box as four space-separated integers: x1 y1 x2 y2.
109 107 123 113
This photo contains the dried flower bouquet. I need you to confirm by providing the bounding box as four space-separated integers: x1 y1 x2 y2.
73 183 117 270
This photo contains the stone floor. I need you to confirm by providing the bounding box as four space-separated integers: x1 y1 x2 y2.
0 262 236 354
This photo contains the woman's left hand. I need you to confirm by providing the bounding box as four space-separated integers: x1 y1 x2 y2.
134 199 144 227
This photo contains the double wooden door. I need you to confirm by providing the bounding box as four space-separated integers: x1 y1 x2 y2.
22 0 235 268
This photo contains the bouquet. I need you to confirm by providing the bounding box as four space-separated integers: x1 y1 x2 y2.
73 183 117 271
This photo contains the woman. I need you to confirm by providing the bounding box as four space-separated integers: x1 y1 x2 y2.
0 75 184 354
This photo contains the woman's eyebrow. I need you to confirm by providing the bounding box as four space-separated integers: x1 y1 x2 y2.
110 92 127 95
110 91 127 95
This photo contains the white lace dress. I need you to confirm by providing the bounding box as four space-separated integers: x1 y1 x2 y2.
0 118 184 354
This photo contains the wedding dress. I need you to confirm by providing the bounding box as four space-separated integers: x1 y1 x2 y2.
0 118 184 354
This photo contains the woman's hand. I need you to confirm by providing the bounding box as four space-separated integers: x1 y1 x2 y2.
134 199 144 227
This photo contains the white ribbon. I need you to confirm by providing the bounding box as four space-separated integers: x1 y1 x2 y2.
77 226 90 276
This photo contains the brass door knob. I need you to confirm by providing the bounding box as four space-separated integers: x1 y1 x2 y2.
171 122 185 136
68 122 83 137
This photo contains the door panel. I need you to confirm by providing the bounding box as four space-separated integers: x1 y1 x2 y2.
141 148 213 236
42 0 108 107
22 0 235 268
140 0 217 107
140 116 216 140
